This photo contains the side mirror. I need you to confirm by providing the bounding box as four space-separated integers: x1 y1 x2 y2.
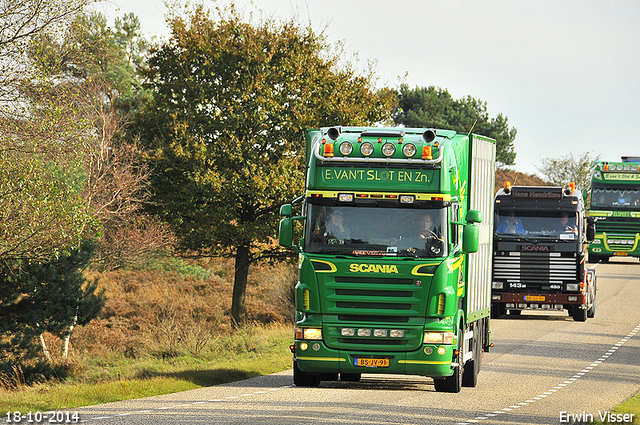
278 217 298 251
280 204 292 217
586 217 596 242
466 210 482 224
462 224 479 253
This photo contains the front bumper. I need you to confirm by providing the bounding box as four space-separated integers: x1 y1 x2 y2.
492 292 586 306
292 340 455 378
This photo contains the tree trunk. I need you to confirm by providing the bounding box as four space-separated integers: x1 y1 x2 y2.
62 315 78 359
39 334 52 362
230 245 251 326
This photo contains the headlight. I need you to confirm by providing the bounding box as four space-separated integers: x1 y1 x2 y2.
339 142 353 156
566 283 579 291
402 143 417 157
296 327 322 340
382 143 395 157
492 281 504 289
423 331 454 345
360 142 374 156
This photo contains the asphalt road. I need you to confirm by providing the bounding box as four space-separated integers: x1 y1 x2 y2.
74 258 640 425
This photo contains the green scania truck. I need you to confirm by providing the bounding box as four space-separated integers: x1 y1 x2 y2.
278 126 496 392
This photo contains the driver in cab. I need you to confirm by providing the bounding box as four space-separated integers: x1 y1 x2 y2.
558 212 578 235
497 211 524 234
419 213 444 255
324 210 350 243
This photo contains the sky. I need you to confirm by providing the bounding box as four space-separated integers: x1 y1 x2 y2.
94 0 640 177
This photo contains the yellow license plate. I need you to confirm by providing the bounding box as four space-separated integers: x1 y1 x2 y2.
524 295 545 301
354 358 389 367
614 252 628 256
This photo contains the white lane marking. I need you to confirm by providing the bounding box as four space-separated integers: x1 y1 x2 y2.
85 385 294 421
456 320 640 424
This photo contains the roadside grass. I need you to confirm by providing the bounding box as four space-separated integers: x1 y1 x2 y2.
593 392 640 424
0 324 292 412
0 259 297 412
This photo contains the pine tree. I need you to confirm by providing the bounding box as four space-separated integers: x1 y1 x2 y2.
0 240 105 379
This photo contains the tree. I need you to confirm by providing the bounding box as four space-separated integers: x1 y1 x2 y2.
0 0 94 101
536 151 600 191
0 68 96 263
137 4 396 324
29 10 170 269
393 85 517 166
1 3 150 378
0 1 106 262
0 240 104 377
0 2 107 378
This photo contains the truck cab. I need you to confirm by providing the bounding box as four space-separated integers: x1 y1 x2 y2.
491 184 596 321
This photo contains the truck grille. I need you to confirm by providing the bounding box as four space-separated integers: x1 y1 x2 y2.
594 219 640 252
320 275 425 352
493 252 578 290
327 276 420 317
595 219 640 234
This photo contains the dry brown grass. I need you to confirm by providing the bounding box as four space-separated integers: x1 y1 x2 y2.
66 258 297 363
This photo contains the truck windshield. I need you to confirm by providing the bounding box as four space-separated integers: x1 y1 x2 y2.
304 204 448 258
494 210 578 239
590 187 640 210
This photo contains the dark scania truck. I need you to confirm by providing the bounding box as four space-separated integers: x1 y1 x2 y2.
491 184 596 321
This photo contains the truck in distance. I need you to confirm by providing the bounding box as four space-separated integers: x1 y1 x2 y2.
588 157 640 263
278 126 495 392
491 183 596 321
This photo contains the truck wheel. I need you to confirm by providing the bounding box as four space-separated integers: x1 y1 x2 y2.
573 306 587 322
340 373 361 382
293 360 321 387
462 323 481 387
434 329 463 393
